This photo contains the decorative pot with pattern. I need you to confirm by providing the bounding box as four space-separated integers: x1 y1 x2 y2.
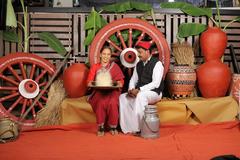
167 65 196 99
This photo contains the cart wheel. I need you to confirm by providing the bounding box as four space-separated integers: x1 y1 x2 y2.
0 53 55 127
89 18 170 78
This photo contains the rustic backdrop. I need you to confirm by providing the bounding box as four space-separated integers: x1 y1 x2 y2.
0 8 239 71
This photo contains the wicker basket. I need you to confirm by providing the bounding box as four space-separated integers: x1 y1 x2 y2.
0 117 19 143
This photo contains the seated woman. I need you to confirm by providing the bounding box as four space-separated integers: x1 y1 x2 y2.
87 45 124 136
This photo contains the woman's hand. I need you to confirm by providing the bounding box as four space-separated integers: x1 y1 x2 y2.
117 81 123 87
87 81 94 87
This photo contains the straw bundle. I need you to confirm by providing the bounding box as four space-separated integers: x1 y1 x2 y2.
35 80 66 127
172 42 195 68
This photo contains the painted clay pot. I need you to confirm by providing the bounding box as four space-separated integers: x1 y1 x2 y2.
167 65 196 99
200 27 227 61
197 60 231 98
63 63 89 98
229 73 240 102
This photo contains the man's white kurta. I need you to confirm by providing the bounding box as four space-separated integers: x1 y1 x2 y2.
119 60 164 134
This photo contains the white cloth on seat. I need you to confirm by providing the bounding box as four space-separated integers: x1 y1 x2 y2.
119 91 162 134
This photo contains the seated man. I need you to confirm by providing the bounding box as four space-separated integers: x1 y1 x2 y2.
119 41 164 134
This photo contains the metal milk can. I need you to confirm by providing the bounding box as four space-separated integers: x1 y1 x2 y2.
140 105 160 139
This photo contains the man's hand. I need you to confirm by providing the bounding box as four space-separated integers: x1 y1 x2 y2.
127 88 139 97
131 88 139 97
127 89 134 97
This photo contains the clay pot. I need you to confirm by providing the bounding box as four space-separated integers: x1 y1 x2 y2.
196 60 231 98
63 63 89 98
167 65 196 99
229 74 240 102
200 27 227 61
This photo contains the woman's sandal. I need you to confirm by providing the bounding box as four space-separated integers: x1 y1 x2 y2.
110 128 118 135
97 126 104 136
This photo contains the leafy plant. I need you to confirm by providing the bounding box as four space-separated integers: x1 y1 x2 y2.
84 1 154 46
84 7 107 46
160 1 240 40
2 0 67 56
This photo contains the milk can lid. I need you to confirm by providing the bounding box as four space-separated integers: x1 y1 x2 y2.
145 105 157 109
144 105 158 114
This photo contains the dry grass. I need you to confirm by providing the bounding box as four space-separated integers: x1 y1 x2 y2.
35 80 66 127
172 42 195 68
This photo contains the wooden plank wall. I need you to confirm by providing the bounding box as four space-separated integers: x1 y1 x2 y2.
0 11 239 71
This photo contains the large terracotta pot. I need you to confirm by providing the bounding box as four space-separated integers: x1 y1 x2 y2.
63 63 89 98
200 27 227 61
196 60 231 98
167 65 196 99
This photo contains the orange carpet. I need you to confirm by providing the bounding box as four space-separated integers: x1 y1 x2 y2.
1 121 240 160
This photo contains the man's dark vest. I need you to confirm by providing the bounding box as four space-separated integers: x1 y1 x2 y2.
136 57 164 94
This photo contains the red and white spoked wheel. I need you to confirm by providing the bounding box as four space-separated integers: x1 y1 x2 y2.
89 18 170 77
0 53 55 127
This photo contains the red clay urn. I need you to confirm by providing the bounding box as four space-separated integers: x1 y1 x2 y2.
200 27 227 61
63 63 89 98
197 59 231 98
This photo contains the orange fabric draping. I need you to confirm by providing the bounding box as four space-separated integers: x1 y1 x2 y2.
61 96 238 125
0 121 240 160
61 96 96 124
157 96 238 124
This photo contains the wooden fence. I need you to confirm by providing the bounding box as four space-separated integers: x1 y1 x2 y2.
0 8 239 71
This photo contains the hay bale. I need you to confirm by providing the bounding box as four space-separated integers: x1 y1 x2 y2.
172 42 195 68
35 80 66 127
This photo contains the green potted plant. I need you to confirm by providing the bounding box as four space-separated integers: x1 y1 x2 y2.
2 0 66 55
